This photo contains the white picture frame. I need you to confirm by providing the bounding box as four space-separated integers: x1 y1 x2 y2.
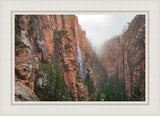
0 0 160 116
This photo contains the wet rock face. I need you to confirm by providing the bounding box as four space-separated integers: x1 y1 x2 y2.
100 15 145 98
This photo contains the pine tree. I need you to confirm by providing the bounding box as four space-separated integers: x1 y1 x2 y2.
99 73 128 101
85 68 96 100
90 93 96 101
35 63 73 101
54 64 70 101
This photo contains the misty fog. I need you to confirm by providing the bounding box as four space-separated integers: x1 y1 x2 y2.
77 14 136 54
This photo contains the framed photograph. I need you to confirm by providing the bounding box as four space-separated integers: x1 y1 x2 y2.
0 0 160 116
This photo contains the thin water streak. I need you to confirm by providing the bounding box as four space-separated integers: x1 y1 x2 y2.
75 16 86 78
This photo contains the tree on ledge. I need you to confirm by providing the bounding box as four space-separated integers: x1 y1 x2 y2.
85 68 96 100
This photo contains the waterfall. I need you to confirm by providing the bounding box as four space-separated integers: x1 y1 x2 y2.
75 17 86 78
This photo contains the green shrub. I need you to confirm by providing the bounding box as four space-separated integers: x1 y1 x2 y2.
28 15 37 33
85 53 89 58
23 68 26 71
97 93 105 101
76 73 83 83
66 37 71 42
29 15 38 20
28 15 38 25
55 29 68 35
15 21 20 34
65 44 68 49
90 93 96 101
30 25 36 32
15 36 28 49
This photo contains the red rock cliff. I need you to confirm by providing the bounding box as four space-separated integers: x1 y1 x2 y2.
100 15 145 99
15 15 100 101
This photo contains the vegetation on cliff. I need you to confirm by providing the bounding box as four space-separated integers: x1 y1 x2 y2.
15 36 28 49
14 15 145 101
35 63 73 101
85 69 96 100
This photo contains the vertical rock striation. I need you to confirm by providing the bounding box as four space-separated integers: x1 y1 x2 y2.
100 15 145 99
15 15 100 101
15 14 144 101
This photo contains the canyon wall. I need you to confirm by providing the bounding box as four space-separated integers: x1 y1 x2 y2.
15 14 145 101
100 15 145 99
15 15 100 101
